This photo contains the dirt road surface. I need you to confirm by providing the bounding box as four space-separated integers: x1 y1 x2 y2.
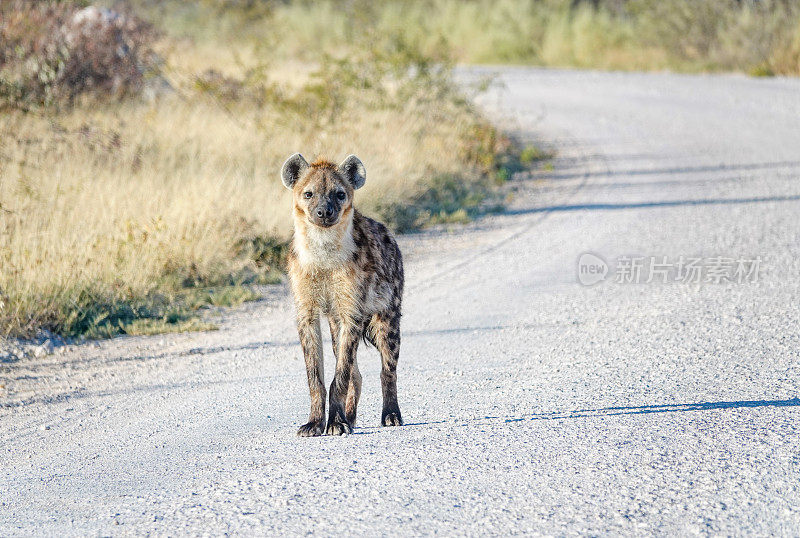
3 68 800 535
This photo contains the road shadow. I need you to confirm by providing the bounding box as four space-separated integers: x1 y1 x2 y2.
6 339 297 375
356 420 449 432
0 374 273 411
404 321 568 338
537 173 791 194
505 193 800 216
503 398 800 422
547 160 800 181
342 399 800 434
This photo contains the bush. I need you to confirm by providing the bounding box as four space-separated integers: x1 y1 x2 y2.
0 1 157 108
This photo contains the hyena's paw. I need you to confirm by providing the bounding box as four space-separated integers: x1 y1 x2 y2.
325 418 352 436
297 420 325 437
381 410 403 427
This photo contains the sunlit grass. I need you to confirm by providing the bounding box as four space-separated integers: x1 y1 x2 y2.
141 0 800 75
0 4 520 339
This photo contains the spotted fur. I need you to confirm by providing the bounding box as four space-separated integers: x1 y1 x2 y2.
281 154 404 436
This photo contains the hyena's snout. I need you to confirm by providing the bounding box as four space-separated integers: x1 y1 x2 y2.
311 198 341 227
314 200 336 223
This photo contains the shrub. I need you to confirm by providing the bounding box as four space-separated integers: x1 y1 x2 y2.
0 1 157 108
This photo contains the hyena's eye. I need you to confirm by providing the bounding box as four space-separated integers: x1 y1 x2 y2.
336 191 346 201
303 191 313 199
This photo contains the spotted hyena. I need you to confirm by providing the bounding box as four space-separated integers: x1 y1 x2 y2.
281 153 404 436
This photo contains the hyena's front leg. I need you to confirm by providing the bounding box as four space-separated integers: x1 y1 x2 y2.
329 316 362 426
326 321 361 435
371 312 403 426
296 311 326 437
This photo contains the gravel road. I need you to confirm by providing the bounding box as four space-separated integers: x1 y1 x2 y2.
2 68 800 535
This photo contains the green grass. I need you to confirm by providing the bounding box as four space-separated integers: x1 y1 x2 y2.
54 283 264 340
374 138 551 232
520 145 555 166
104 284 262 338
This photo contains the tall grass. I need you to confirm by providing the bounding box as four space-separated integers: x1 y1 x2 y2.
155 0 798 75
0 3 512 339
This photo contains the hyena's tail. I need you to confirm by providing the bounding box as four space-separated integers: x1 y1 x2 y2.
361 317 377 349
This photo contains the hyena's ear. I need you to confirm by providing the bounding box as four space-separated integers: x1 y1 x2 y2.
281 153 309 189
338 154 366 190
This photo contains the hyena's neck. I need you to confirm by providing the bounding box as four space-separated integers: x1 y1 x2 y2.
293 212 356 270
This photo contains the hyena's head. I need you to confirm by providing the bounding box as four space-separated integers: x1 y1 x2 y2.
280 153 366 228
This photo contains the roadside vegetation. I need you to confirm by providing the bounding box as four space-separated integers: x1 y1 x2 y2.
3 0 794 341
0 0 527 340
236 0 799 76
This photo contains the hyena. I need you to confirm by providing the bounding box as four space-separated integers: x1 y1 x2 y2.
281 153 404 436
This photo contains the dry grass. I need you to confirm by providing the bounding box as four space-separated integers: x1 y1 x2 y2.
188 0 798 75
19 0 794 339
0 13 511 338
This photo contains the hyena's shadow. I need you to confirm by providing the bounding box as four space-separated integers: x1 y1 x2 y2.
353 420 449 433
499 398 800 422
350 398 800 432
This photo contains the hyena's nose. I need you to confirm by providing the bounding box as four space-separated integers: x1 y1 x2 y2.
321 203 335 219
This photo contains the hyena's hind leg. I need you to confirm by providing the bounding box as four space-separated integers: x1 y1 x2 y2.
346 363 362 426
330 316 362 426
367 311 403 426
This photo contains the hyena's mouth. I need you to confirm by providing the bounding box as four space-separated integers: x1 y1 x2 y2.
309 215 339 228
